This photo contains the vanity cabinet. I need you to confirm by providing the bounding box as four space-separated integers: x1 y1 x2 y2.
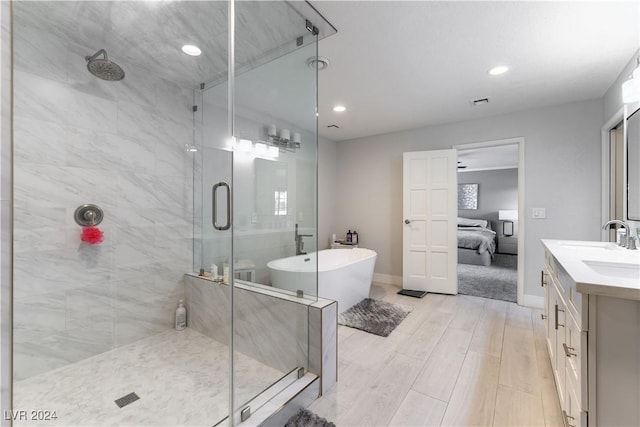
542 258 573 423
542 241 640 427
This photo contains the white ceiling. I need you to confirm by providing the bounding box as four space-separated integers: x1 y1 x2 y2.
314 1 640 142
15 1 640 149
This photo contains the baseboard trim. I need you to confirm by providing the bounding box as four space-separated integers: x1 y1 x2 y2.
372 273 402 286
523 294 544 309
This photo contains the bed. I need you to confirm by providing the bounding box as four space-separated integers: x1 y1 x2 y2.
457 217 497 266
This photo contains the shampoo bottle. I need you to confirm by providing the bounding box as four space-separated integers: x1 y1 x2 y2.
346 230 352 243
352 230 358 245
175 299 186 331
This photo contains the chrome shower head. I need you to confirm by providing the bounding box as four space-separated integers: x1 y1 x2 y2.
85 49 125 81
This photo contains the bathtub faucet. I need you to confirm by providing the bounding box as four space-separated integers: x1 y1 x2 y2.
295 223 313 255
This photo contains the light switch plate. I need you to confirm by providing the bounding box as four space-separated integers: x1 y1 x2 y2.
532 208 546 219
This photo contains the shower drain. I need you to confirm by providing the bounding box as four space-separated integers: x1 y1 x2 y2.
114 392 140 408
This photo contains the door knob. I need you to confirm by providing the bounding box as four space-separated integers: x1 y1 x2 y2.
404 219 410 224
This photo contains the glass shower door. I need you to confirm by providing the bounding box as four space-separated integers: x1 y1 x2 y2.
231 0 319 422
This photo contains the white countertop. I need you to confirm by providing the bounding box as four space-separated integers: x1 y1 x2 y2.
542 239 640 300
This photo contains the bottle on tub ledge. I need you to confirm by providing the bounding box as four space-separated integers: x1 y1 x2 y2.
346 230 353 243
175 299 187 331
352 230 359 245
210 263 218 280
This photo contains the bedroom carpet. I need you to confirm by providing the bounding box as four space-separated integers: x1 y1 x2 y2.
458 253 517 302
337 298 412 337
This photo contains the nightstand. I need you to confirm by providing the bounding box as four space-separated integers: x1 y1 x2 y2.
498 236 518 254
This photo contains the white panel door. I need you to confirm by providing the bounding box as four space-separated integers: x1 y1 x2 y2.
402 150 457 294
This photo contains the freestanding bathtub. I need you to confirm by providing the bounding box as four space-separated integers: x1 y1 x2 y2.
267 248 377 313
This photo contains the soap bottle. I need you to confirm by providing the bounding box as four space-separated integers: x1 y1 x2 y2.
346 230 352 243
210 263 218 280
175 300 186 331
352 230 358 245
223 262 230 284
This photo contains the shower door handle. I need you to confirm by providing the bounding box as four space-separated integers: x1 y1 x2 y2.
212 182 231 231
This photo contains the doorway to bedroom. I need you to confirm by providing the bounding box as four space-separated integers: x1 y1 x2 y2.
454 139 523 304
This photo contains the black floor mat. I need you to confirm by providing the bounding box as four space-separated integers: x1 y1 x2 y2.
397 289 427 298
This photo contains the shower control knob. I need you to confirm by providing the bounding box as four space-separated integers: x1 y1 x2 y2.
74 204 104 227
404 219 411 224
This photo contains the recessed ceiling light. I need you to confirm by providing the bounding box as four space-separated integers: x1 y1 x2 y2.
488 65 509 76
181 45 202 56
333 105 346 112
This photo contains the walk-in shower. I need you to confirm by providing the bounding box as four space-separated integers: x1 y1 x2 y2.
8 1 335 426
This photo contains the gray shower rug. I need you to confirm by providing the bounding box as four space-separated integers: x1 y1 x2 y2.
285 409 335 427
337 298 413 337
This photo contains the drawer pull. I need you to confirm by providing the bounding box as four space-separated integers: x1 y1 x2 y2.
563 410 576 427
555 304 565 330
540 270 547 287
563 342 577 357
541 313 547 320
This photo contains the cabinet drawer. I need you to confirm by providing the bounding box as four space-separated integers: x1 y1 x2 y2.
564 313 588 410
564 380 587 427
545 251 557 278
543 275 552 338
554 302 567 407
559 265 588 330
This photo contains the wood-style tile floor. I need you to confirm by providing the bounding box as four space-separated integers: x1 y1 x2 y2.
308 282 564 426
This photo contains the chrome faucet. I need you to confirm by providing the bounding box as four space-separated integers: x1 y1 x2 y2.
602 220 636 249
295 223 313 255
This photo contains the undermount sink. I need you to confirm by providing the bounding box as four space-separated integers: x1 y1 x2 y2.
582 260 640 280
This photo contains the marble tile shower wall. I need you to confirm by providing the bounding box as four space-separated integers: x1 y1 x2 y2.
184 275 309 374
13 29 194 380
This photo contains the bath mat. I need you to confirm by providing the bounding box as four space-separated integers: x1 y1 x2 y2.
284 409 335 427
338 298 412 337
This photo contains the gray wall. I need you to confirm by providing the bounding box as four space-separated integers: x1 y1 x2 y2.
458 168 518 234
335 99 603 301
319 136 338 249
